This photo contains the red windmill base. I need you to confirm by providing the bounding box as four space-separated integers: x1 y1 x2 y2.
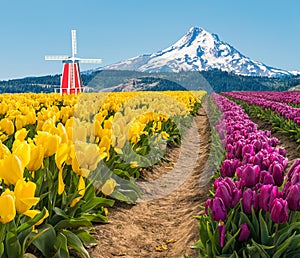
61 61 82 94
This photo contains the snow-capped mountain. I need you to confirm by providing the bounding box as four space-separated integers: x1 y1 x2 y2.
104 27 293 77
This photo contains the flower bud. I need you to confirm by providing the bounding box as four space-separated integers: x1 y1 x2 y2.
285 184 300 211
218 221 226 247
238 223 251 242
206 197 227 221
269 162 284 186
242 189 258 214
259 185 279 212
270 198 288 224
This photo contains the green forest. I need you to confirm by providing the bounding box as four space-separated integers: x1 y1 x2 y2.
0 69 299 93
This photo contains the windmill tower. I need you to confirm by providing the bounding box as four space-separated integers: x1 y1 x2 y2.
45 30 102 94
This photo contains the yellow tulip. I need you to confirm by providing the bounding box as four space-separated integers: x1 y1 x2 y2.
23 209 49 226
101 178 117 196
26 144 44 172
0 118 14 135
160 131 170 140
14 179 40 214
0 142 10 159
57 123 68 144
12 140 31 167
55 143 69 170
15 128 28 141
0 190 16 224
70 176 86 207
35 131 60 157
58 168 65 195
99 135 111 161
0 154 24 185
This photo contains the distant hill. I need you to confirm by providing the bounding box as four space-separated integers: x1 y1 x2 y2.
0 70 299 93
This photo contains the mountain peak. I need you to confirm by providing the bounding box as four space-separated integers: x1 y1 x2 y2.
103 27 292 77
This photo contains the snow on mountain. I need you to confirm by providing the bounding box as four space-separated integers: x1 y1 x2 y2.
103 27 294 77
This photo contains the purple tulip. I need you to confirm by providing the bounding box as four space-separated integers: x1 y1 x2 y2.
220 160 235 177
287 159 300 181
218 222 226 247
270 198 289 224
282 181 292 198
205 199 213 216
235 141 243 158
241 165 259 187
238 223 251 242
252 140 262 152
242 144 255 157
253 154 263 167
261 158 271 171
278 147 286 157
242 189 258 214
259 171 275 185
231 188 242 207
269 162 284 186
215 182 232 208
259 185 279 212
206 197 227 221
285 184 300 211
291 170 300 185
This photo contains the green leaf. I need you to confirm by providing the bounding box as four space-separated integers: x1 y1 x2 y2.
259 210 270 245
5 231 21 258
206 221 218 256
0 242 3 257
113 169 131 179
240 212 255 237
251 207 259 241
199 217 209 246
32 224 56 257
54 217 92 230
288 234 300 252
222 228 240 254
250 239 270 258
277 222 300 245
80 213 108 223
273 232 296 258
53 207 69 218
53 232 69 258
75 229 98 248
17 208 47 233
79 197 114 214
61 229 90 258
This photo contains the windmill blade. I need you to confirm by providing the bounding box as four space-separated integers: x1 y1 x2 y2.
45 55 69 61
72 30 77 57
79 58 102 64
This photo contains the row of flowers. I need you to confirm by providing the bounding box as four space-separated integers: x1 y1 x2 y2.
225 91 300 106
0 91 206 257
195 93 300 257
222 91 300 126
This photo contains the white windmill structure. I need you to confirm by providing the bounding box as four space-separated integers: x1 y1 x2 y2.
45 30 102 94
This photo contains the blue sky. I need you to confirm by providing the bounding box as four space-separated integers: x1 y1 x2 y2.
0 0 299 80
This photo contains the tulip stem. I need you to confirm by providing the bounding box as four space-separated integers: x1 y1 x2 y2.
288 210 296 224
273 223 279 252
0 223 6 242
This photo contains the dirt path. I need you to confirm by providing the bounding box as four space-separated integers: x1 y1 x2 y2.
89 107 211 258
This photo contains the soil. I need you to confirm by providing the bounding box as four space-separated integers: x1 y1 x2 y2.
89 107 211 258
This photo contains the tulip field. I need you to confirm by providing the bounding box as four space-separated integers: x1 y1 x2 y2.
0 89 299 257
0 91 205 257
195 92 300 257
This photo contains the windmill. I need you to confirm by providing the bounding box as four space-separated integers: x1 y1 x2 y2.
45 30 102 94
